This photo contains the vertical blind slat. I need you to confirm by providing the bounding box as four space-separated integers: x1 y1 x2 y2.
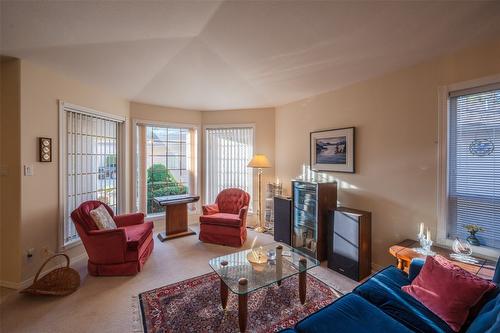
63 109 122 246
205 127 254 209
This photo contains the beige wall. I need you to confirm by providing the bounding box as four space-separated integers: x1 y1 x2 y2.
17 61 130 282
2 75 276 286
275 39 500 268
0 58 22 284
130 101 202 125
202 108 276 226
129 103 276 227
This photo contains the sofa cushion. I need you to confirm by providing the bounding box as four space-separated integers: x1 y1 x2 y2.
294 293 413 333
125 222 153 250
353 265 454 333
466 292 500 333
199 213 242 227
402 255 496 332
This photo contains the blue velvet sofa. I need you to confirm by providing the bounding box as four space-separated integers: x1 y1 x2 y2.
282 259 500 333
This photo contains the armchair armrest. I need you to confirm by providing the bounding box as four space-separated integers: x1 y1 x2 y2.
86 228 127 264
113 212 145 227
408 258 425 282
239 206 249 220
202 204 219 215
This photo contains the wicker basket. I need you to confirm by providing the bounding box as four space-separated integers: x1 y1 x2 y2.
21 253 80 296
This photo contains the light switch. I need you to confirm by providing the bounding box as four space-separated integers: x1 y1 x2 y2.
24 165 34 176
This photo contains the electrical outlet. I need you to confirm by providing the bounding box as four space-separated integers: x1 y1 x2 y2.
26 248 35 258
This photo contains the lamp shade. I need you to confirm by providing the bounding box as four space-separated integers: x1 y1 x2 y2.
247 154 271 168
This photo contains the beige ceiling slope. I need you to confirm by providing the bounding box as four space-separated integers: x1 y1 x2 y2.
0 1 222 49
1 1 500 110
134 38 271 110
8 38 192 99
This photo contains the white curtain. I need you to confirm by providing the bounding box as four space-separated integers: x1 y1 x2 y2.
205 127 254 206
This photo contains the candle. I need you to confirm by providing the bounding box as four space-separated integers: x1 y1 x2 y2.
276 178 280 185
426 228 431 241
419 223 424 237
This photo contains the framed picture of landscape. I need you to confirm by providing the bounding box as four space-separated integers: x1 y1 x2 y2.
310 127 355 173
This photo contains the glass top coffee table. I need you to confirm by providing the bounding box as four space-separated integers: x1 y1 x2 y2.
208 243 320 332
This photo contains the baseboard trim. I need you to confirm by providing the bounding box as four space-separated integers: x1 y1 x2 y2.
371 262 384 273
0 252 88 290
0 279 22 290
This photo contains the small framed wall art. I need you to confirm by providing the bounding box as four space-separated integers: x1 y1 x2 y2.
39 137 52 162
310 127 355 173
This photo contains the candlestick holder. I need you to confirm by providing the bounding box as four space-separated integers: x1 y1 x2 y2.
414 234 435 256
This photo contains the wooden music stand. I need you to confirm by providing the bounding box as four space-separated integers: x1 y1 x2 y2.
154 194 200 242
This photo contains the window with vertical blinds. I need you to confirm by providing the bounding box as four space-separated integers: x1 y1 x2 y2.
61 104 123 247
205 127 254 207
448 83 500 248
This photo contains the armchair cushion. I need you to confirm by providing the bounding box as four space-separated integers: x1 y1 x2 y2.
75 200 115 231
90 205 117 230
125 222 154 250
199 213 242 227
216 188 250 214
202 204 219 215
114 212 145 227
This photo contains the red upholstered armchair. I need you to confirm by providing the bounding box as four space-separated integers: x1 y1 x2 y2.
199 188 250 247
70 201 154 276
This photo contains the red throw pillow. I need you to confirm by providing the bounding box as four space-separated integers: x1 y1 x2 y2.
402 255 496 332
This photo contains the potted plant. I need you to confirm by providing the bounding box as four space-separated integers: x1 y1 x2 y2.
464 224 485 246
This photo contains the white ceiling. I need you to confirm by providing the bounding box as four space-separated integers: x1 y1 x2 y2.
2 1 500 110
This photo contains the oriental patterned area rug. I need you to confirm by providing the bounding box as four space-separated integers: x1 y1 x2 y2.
138 272 341 333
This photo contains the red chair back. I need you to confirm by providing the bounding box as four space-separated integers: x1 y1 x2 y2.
215 188 250 214
70 201 115 233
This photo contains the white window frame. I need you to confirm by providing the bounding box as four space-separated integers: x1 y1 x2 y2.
203 123 256 213
437 74 500 258
131 119 201 221
58 101 126 251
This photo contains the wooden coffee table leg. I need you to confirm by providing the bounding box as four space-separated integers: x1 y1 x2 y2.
238 278 248 332
299 258 307 305
220 280 228 309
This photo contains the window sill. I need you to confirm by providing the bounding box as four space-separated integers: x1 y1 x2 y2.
436 238 500 260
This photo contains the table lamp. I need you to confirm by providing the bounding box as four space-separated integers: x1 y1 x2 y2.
247 154 271 232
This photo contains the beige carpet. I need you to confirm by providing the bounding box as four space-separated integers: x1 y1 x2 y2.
0 225 359 333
